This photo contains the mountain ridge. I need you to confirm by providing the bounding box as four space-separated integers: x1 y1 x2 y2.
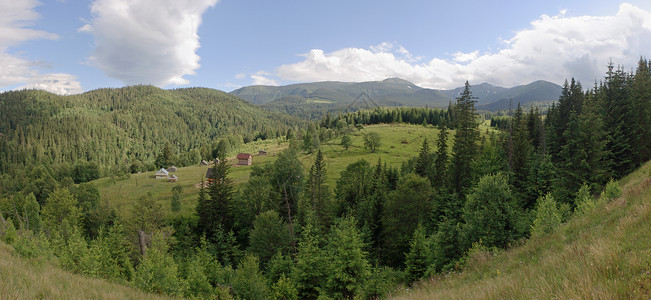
230 78 562 117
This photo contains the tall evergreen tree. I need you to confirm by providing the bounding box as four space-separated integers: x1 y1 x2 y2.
404 223 429 284
601 63 635 178
305 150 330 229
414 138 432 178
197 160 234 238
631 58 651 164
432 122 449 190
323 217 370 299
449 81 480 202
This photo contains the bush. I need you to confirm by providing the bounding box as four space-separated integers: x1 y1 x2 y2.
604 179 622 200
531 193 562 237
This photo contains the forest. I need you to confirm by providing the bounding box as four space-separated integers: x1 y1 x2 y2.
0 58 650 299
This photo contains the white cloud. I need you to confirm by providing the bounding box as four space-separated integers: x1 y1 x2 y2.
453 50 479 63
81 0 218 87
0 0 82 94
17 73 84 95
275 3 651 89
251 71 278 86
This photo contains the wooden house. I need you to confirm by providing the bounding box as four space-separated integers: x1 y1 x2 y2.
258 150 267 155
168 175 178 182
168 166 178 172
155 168 169 179
237 153 252 166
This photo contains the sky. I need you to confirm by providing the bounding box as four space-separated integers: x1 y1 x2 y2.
2 0 651 95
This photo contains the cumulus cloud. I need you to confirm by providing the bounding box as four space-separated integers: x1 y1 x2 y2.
251 71 279 86
276 3 651 89
80 0 218 87
0 0 82 94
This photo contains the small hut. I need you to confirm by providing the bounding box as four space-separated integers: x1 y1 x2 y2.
200 160 209 166
237 153 253 166
168 174 178 182
155 168 169 179
258 150 267 155
168 166 178 172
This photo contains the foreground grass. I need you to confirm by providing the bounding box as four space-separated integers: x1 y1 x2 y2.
0 242 169 300
391 161 651 299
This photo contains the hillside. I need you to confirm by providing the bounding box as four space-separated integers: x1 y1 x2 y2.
0 86 305 175
391 161 651 299
231 78 561 118
0 242 169 299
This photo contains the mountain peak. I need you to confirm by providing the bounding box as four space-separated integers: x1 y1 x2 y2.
382 77 415 85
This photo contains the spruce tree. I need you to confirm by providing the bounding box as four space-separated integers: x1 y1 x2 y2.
449 81 480 203
305 150 330 229
432 121 449 190
323 217 370 299
197 160 234 238
414 138 431 178
404 223 429 283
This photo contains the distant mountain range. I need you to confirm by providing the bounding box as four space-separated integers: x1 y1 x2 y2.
230 78 562 118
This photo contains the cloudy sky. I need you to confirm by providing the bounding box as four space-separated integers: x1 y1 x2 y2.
2 0 651 94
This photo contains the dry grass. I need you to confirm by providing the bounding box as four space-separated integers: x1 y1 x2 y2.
0 242 171 300
390 161 651 299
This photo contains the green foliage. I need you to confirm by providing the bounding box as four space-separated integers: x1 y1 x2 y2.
323 217 370 299
271 273 298 300
303 150 331 230
462 173 521 249
574 184 596 215
531 193 562 237
0 192 42 232
197 159 235 237
231 254 268 300
134 232 188 296
0 87 303 176
449 81 480 198
292 223 325 300
363 132 382 153
340 135 352 150
41 188 81 236
414 138 432 178
604 179 622 200
1 217 17 244
170 185 182 213
248 210 292 266
183 254 213 298
270 148 304 225
405 223 430 283
382 174 432 267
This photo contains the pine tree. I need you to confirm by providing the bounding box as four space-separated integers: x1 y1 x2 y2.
305 150 330 229
404 223 429 283
323 217 370 299
292 223 325 300
414 138 431 178
449 81 480 203
432 122 449 190
197 160 234 238
631 57 651 164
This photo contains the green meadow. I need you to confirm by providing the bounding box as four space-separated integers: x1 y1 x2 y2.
94 124 447 217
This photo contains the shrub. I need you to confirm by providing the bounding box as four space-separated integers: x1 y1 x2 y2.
531 193 562 237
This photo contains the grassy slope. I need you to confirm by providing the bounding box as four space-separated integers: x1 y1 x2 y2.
0 242 170 300
391 161 651 299
94 124 444 217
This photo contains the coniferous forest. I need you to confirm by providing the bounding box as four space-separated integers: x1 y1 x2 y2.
0 59 650 299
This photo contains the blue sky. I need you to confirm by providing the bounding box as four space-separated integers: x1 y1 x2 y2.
2 0 651 94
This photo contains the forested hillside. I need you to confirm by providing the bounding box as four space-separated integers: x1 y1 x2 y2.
0 85 304 180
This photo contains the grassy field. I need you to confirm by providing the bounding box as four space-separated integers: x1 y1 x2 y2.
389 161 651 299
95 124 445 217
0 242 170 300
